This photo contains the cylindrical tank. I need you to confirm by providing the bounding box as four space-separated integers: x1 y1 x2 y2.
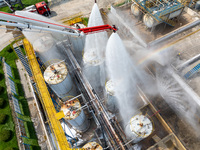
61 98 89 132
82 142 103 150
105 80 118 113
143 14 160 28
195 1 200 10
43 61 77 101
83 49 105 92
126 114 153 143
131 4 142 17
143 8 182 28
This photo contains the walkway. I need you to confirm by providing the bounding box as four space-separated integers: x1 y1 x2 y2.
16 59 50 150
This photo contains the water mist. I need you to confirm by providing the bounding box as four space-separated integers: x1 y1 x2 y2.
83 3 108 94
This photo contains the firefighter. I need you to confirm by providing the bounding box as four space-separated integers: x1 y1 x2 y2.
112 25 118 33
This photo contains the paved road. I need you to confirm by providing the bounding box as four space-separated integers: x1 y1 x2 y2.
49 0 117 21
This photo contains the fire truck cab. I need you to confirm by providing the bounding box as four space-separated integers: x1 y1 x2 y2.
35 1 51 16
23 1 51 16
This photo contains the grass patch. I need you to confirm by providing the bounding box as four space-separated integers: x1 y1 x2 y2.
0 0 48 13
0 59 18 150
82 17 89 26
0 43 39 149
114 1 126 7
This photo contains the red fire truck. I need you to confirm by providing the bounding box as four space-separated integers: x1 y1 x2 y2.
23 1 51 16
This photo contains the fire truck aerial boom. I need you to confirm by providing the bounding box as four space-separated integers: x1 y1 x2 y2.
0 11 117 36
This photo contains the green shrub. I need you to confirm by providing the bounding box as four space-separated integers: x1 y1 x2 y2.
7 47 13 53
0 86 3 93
0 114 7 124
0 130 11 141
0 98 5 108
0 73 3 80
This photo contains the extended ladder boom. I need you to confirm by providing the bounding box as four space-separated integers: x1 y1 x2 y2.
0 11 117 36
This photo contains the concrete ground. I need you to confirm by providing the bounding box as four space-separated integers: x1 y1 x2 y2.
0 26 14 51
49 0 118 21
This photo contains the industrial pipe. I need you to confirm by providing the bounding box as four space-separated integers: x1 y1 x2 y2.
148 19 200 47
177 53 200 71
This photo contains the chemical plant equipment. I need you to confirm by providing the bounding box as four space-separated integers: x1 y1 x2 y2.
43 61 77 101
0 10 129 150
105 79 119 113
131 0 185 27
82 142 103 150
60 97 89 132
126 113 153 143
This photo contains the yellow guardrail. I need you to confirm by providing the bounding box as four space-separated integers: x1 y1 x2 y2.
23 39 71 150
60 12 83 25
63 17 83 25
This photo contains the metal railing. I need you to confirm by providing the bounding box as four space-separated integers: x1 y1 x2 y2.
23 39 72 150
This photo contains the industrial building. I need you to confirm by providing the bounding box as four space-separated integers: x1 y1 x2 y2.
0 0 200 150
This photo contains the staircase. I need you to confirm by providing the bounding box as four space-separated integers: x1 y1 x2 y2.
160 16 176 27
184 63 200 79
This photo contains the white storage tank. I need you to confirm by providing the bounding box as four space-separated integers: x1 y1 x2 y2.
82 142 103 150
43 61 77 101
143 8 183 28
60 98 89 132
83 49 105 92
126 114 153 143
131 3 142 17
143 14 160 28
195 1 200 10
105 80 118 113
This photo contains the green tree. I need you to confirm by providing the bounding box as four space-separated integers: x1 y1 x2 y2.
0 130 11 141
0 114 7 124
0 98 5 108
0 86 4 94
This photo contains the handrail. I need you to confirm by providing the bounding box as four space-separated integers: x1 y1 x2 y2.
23 39 72 150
